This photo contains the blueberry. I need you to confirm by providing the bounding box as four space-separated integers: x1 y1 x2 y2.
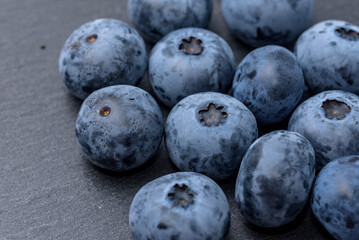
129 172 230 240
149 28 236 108
288 90 359 171
75 85 163 172
221 0 313 48
295 20 359 94
128 0 213 43
59 19 148 100
311 156 359 240
232 45 304 125
235 130 316 227
165 92 258 180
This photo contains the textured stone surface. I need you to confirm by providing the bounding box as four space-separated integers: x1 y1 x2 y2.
0 0 358 239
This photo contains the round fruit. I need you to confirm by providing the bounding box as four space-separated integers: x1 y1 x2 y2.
128 0 213 43
232 45 304 125
288 90 359 171
75 85 163 172
235 130 316 227
165 92 258 180
149 28 236 108
129 172 230 240
295 20 359 94
59 18 148 100
221 0 313 47
311 155 359 240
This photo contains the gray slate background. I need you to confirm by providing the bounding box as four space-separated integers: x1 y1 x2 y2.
1 0 358 239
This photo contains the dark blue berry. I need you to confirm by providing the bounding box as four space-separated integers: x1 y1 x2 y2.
59 19 148 100
75 85 163 172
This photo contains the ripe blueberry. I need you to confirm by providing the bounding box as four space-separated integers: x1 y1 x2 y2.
75 85 163 172
311 156 359 240
288 90 359 171
129 172 230 240
128 0 213 43
232 45 304 125
59 19 148 100
235 130 316 227
165 92 258 180
221 0 313 47
149 28 236 108
295 20 359 94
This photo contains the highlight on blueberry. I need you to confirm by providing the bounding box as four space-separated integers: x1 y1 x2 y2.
165 92 258 180
75 85 163 172
235 130 316 227
221 0 313 47
129 172 230 240
128 0 213 43
232 45 305 125
311 155 359 240
149 27 236 108
288 90 359 171
59 18 148 100
295 20 359 94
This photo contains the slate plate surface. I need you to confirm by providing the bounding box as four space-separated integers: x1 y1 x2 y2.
1 0 358 239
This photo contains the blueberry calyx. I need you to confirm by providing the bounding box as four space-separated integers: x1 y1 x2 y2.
198 103 228 127
322 99 351 120
167 184 195 208
179 36 203 55
335 28 359 41
99 106 111 117
86 34 98 43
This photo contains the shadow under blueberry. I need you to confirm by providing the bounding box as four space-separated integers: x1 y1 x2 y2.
243 200 311 235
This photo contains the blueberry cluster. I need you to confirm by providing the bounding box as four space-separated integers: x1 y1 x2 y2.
59 1 359 239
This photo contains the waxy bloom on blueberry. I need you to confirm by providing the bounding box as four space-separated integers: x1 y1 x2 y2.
165 92 258 180
129 172 230 240
128 0 213 43
59 19 148 99
295 20 359 94
221 0 313 47
232 45 304 125
75 85 163 172
149 28 236 108
311 156 359 240
288 90 359 171
235 130 316 227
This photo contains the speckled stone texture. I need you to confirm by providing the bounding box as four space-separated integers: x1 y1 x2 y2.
129 172 230 240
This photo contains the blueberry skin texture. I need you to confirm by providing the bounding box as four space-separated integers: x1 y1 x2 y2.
311 156 359 240
128 0 213 43
235 130 316 227
75 85 163 172
165 92 258 180
149 28 236 108
59 19 148 100
129 172 230 240
221 0 313 48
295 20 359 94
288 90 359 171
232 45 304 126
